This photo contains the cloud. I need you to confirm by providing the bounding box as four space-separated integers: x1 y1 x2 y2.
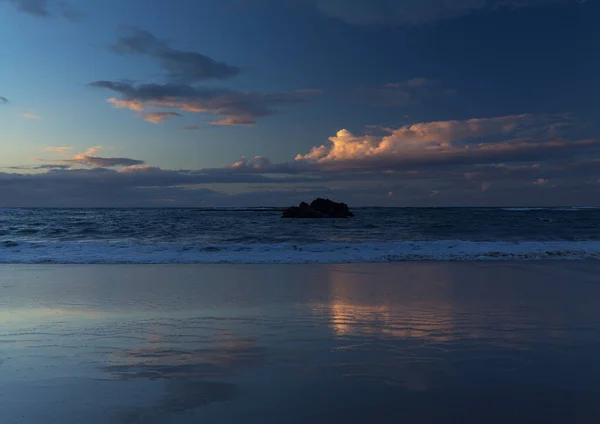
45 146 73 153
107 98 145 111
4 112 600 207
34 164 72 170
66 155 145 168
6 0 79 20
354 78 455 107
294 114 590 170
91 80 315 126
42 146 147 168
137 111 182 124
22 113 41 119
317 0 585 25
0 96 8 104
231 156 272 170
109 27 241 83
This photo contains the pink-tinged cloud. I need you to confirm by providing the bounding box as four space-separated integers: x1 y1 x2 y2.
108 98 145 111
59 146 145 168
231 156 272 170
294 114 581 169
137 111 182 124
45 146 73 153
22 113 41 119
91 80 316 127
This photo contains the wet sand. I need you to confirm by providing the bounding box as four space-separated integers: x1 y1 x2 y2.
1 262 600 423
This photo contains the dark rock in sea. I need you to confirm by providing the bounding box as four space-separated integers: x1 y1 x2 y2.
281 198 354 219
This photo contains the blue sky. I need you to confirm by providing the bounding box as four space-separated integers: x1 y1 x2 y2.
1 0 599 206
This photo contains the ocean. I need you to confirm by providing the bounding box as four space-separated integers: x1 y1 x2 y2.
1 207 600 263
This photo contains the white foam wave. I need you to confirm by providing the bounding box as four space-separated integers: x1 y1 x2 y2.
1 240 600 264
502 207 600 212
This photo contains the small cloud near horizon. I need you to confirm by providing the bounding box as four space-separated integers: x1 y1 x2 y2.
22 113 41 119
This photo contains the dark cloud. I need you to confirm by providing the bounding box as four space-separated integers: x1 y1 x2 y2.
0 96 8 104
110 27 241 83
317 0 585 25
0 166 325 207
2 162 599 207
90 80 316 126
35 164 72 170
65 155 146 168
6 0 79 20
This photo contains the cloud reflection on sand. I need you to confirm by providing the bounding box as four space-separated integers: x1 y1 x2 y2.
105 331 265 381
105 330 263 421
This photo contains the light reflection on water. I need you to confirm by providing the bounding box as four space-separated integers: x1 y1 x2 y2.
2 263 600 423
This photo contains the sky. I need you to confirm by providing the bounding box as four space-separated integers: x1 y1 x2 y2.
1 0 599 207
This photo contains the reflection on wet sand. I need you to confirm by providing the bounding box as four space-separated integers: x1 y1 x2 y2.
308 264 600 391
313 266 457 343
116 380 239 423
313 264 598 345
105 331 265 380
4 264 600 423
0 306 101 325
107 330 264 422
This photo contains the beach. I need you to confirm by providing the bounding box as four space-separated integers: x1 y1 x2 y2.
2 262 600 423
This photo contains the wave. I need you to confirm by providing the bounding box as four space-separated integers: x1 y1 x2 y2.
502 207 548 211
1 240 599 264
502 207 600 212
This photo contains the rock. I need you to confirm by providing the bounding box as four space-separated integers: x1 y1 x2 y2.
281 206 328 219
310 198 354 218
281 198 354 219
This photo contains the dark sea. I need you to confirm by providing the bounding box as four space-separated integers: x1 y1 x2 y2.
1 207 600 263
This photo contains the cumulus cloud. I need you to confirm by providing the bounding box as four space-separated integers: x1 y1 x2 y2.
294 114 590 169
91 80 315 126
0 96 8 104
110 27 241 83
317 0 585 25
6 0 79 20
354 78 455 107
137 111 182 124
